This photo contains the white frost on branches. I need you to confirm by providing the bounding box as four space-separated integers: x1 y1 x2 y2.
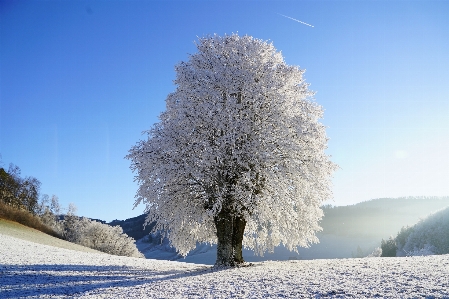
63 217 144 258
127 34 336 256
38 197 143 258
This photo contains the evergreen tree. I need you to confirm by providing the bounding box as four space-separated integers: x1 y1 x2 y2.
381 237 397 257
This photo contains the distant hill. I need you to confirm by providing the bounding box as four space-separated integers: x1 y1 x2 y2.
108 214 154 241
109 196 449 263
304 196 449 260
320 196 449 238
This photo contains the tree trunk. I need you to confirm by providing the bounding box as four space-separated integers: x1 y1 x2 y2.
232 215 246 264
214 210 247 267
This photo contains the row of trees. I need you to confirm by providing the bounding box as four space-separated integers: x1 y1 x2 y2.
0 161 72 222
0 163 41 214
1 160 143 258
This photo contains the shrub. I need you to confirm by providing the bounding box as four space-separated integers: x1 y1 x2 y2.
62 216 144 258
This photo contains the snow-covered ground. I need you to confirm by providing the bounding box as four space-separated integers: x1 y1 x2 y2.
136 233 381 265
1 233 449 298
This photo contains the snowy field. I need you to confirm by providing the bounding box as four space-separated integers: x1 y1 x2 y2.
1 233 449 298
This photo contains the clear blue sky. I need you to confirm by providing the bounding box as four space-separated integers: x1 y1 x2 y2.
1 1 448 222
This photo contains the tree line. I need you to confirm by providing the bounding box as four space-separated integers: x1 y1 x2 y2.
0 159 143 258
0 163 41 215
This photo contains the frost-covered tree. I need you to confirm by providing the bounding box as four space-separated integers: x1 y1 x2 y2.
61 208 143 258
61 203 80 241
78 218 144 258
127 34 336 266
37 195 63 233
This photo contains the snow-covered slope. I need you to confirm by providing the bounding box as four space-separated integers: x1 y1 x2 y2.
0 218 101 254
1 232 449 298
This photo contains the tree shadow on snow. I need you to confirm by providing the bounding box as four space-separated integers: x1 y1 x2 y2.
0 264 213 298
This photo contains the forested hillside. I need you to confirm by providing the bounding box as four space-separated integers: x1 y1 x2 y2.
391 206 449 257
109 214 154 241
320 196 449 238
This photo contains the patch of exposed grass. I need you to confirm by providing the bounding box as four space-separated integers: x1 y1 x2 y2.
0 218 103 253
0 201 62 239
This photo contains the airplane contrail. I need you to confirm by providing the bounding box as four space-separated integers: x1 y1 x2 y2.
278 13 314 28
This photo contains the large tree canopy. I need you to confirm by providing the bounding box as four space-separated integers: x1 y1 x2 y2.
127 34 336 266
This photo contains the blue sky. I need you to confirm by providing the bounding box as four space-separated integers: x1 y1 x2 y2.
1 1 448 222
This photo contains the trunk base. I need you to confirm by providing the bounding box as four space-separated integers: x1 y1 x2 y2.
214 212 246 267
